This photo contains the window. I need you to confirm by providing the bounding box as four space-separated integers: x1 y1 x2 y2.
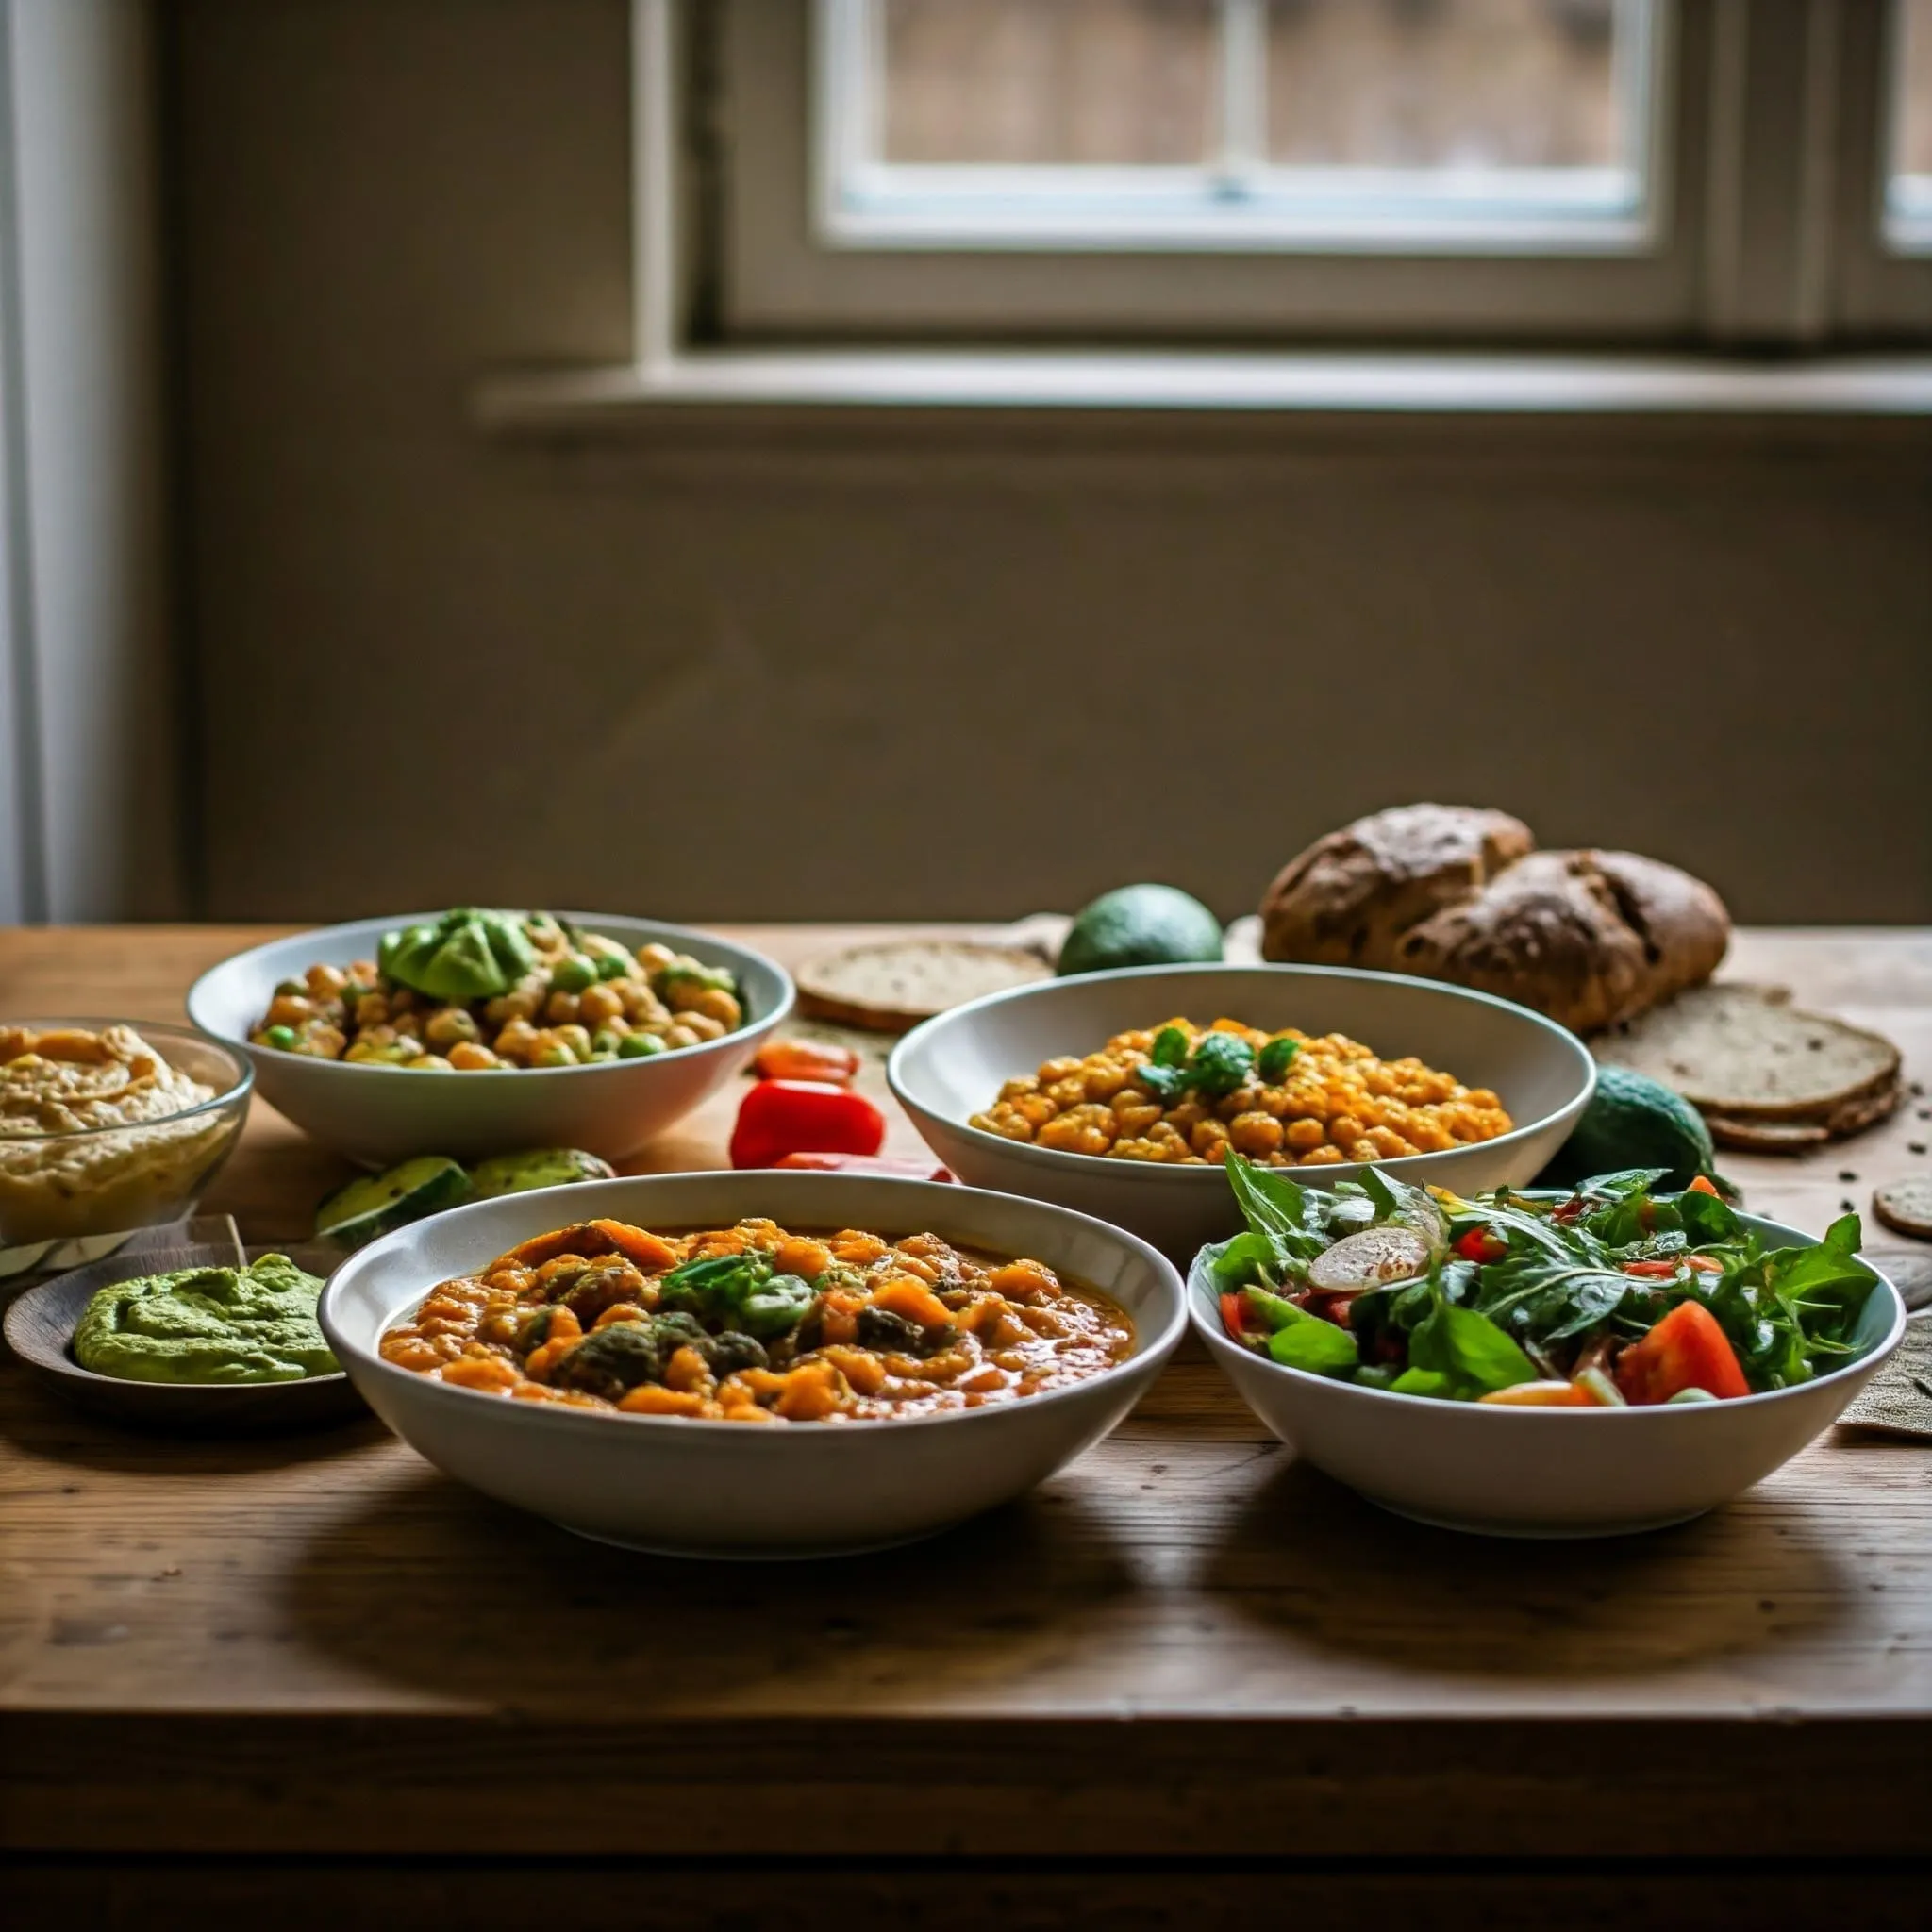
655 1 1932 350
821 0 1661 251
1886 0 1932 248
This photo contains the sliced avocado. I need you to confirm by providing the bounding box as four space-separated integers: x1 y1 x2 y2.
1058 884 1224 976
315 1155 473 1247
467 1147 617 1200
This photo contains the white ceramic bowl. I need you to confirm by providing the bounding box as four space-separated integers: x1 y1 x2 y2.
320 1170 1188 1558
889 964 1596 1257
1188 1211 1907 1538
187 913 793 1167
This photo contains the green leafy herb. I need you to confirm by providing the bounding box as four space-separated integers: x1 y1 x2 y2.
1149 1024 1190 1068
1402 1268 1540 1399
1257 1035 1299 1084
1188 1031 1257 1098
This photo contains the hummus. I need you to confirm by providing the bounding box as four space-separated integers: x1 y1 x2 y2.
0 1024 238 1245
72 1253 337 1384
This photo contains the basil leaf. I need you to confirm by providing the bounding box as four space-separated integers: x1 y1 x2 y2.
1149 1024 1190 1069
1407 1276 1539 1397
1137 1062 1187 1105
1267 1314 1360 1376
1257 1035 1299 1084
1207 1230 1281 1291
1224 1154 1329 1261
1388 1367 1454 1399
1188 1031 1257 1098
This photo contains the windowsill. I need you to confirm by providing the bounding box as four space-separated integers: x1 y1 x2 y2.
473 347 1932 441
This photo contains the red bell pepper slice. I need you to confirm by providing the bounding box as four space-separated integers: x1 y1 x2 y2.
752 1039 861 1085
773 1151 952 1180
729 1078 886 1169
1614 1300 1750 1404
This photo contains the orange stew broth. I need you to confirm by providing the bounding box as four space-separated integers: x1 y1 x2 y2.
379 1216 1134 1424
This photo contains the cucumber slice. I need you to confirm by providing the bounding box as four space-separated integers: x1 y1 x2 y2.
315 1155 472 1247
467 1147 616 1200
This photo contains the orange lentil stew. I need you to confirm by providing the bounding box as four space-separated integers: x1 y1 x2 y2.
380 1217 1134 1423
970 1017 1513 1168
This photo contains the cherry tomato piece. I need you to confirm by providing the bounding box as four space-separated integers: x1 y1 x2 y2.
1455 1226 1507 1264
1477 1380 1596 1407
1614 1300 1750 1404
772 1151 952 1180
1687 1174 1722 1197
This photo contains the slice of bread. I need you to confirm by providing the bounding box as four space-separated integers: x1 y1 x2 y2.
1595 984 1902 1124
1874 1177 1932 1241
795 941 1052 1033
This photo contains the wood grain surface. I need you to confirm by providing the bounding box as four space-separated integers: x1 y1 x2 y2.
3 924 1930 1875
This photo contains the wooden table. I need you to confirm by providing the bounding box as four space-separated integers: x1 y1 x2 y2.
4 925 1930 1930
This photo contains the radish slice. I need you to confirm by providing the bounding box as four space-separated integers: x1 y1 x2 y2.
1307 1226 1432 1292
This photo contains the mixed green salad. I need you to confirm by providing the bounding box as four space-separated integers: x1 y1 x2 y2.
1207 1155 1882 1407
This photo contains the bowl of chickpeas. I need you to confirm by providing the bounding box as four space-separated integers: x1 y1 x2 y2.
889 964 1595 1257
188 912 793 1167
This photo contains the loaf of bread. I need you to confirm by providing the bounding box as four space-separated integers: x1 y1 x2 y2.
1259 805 1730 1033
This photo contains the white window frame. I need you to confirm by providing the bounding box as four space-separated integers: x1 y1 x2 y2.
815 0 1665 257
637 0 1932 351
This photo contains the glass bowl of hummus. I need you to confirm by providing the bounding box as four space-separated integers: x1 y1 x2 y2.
0 1021 253 1249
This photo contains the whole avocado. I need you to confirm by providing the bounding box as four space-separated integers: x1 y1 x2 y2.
1058 884 1224 977
1538 1064 1719 1192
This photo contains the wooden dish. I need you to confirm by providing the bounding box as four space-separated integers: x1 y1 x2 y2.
2 1241 366 1435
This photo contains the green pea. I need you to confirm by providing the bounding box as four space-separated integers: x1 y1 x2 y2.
618 1032 665 1059
550 954 598 993
591 1028 627 1057
528 1041 579 1068
263 1024 298 1052
595 951 631 982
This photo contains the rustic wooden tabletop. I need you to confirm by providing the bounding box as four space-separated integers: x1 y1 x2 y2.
4 924 1929 1926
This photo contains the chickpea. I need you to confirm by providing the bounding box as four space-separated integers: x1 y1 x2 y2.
636 942 677 976
526 1034 579 1068
391 1010 424 1041
545 990 581 1026
679 1012 726 1042
663 1024 701 1050
447 1041 502 1070
687 987 742 1029
305 963 348 998
1190 1118 1231 1158
1285 1118 1327 1152
264 993 313 1029
355 991 390 1029
493 1017 541 1063
577 982 625 1027
424 1006 481 1049
303 1024 347 1060
390 989 417 1013
1227 1110 1284 1157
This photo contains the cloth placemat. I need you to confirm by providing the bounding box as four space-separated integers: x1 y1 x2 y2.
1838 1315 1932 1440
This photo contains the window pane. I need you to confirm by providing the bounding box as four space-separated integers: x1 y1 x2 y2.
1893 3 1932 183
1265 0 1634 172
878 0 1217 165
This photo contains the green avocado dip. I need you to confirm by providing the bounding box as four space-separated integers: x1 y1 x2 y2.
72 1253 337 1385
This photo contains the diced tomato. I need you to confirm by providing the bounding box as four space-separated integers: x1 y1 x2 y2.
1614 1300 1750 1405
772 1151 952 1180
1620 1258 1680 1278
752 1039 861 1085
1687 1174 1722 1197
1478 1380 1595 1407
1219 1291 1250 1340
1454 1226 1507 1264
729 1079 886 1169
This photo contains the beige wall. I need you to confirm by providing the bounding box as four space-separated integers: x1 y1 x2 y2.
170 0 1932 927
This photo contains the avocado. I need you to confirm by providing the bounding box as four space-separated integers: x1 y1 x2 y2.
1058 884 1224 977
468 1147 617 1200
315 1155 473 1247
1539 1065 1718 1193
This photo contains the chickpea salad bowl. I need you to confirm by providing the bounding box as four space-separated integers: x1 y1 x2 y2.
891 964 1595 1257
189 913 793 1168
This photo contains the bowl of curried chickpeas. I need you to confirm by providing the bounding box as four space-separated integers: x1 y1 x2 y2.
889 964 1595 1257
188 912 793 1167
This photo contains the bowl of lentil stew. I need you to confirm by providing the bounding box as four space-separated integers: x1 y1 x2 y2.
320 1169 1186 1557
189 915 793 1168
890 965 1595 1257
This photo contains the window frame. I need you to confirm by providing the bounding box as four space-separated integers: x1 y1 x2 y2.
640 0 1932 359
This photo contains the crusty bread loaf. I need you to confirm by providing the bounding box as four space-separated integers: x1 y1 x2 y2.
795 940 1051 1032
1259 805 1729 1033
1259 804 1533 969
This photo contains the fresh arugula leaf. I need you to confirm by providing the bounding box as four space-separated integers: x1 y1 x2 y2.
1405 1270 1539 1398
1359 1167 1399 1218
1475 1255 1635 1345
1224 1154 1329 1262
1207 1230 1282 1291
